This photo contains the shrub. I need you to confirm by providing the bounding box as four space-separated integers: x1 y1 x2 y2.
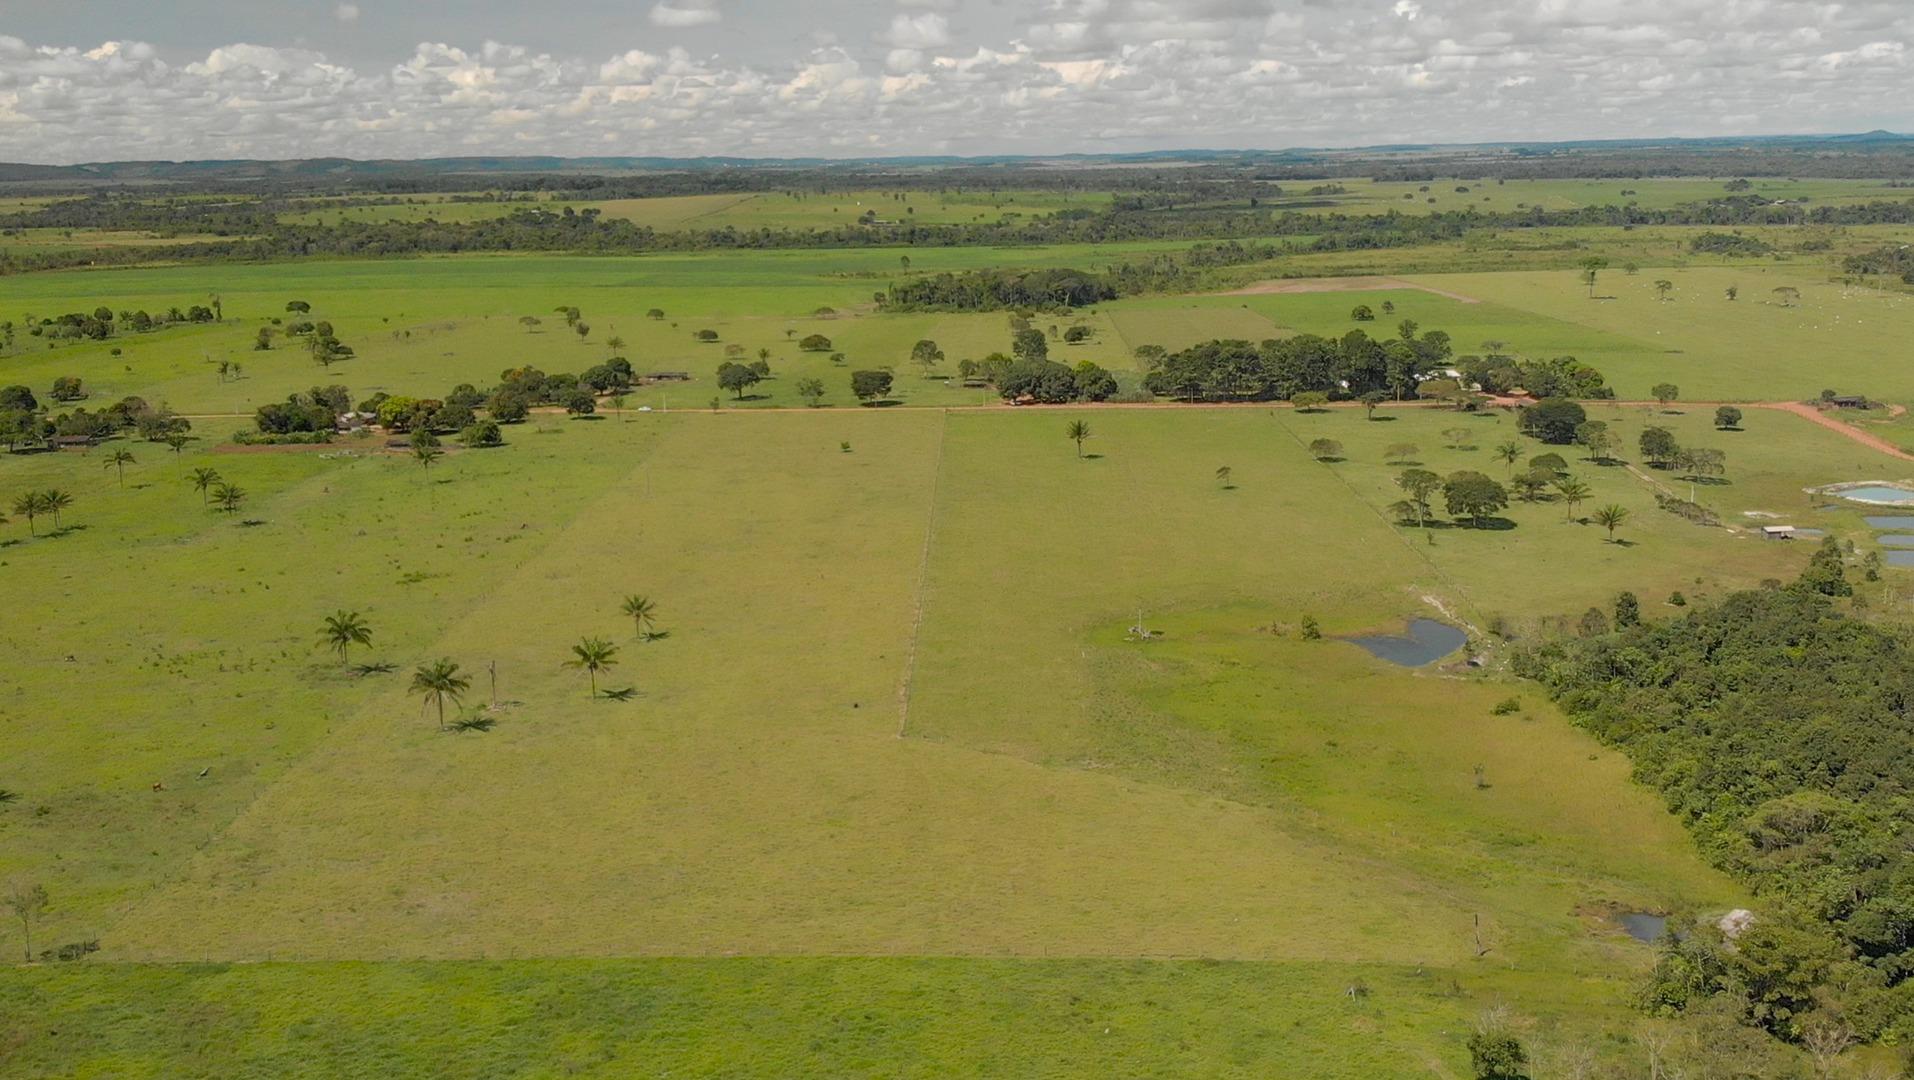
1491 697 1521 716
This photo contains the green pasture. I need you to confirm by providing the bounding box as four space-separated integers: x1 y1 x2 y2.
12 396 1897 1070
1276 175 1914 216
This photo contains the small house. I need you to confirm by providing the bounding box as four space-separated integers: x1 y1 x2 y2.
52 434 98 450
1831 395 1869 410
642 371 692 384
1761 525 1798 541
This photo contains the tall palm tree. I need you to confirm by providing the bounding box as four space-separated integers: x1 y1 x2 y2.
606 335 625 356
1554 477 1591 522
620 594 658 640
1066 420 1091 458
413 444 444 471
320 611 373 664
165 433 188 459
1493 441 1523 475
40 489 72 530
565 637 620 698
410 658 470 731
10 492 46 536
1593 504 1630 543
104 450 136 487
189 467 222 505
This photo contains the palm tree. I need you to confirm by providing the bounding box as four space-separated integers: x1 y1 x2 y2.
608 393 628 421
40 489 72 530
410 658 470 731
620 594 659 640
10 492 46 536
189 467 222 504
1593 504 1631 543
1066 420 1091 458
1554 477 1591 522
1493 441 1523 475
413 444 444 470
320 611 373 664
165 433 188 459
104 450 136 487
564 637 620 698
212 482 245 515
1215 465 1233 489
606 335 626 356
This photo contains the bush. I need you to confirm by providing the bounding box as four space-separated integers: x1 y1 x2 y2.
460 420 503 447
1491 697 1521 716
231 429 333 446
1516 398 1586 444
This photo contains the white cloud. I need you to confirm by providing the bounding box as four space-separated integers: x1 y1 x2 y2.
648 1 722 28
334 3 360 23
1 1 1911 163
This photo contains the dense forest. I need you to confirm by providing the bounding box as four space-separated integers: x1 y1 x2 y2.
1517 565 1914 1045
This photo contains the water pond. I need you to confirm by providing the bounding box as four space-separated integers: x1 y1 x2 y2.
1865 516 1914 530
1877 535 1914 549
1832 484 1914 505
1887 551 1914 568
1620 912 1669 943
1347 619 1468 667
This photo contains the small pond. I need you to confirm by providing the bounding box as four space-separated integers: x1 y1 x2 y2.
1620 912 1669 943
1887 551 1914 568
1831 483 1914 505
1866 516 1914 530
1347 618 1468 667
1878 535 1914 549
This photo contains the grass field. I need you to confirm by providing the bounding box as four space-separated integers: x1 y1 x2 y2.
8 381 1904 1072
6 230 1909 1073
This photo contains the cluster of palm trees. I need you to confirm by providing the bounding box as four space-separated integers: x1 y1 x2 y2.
319 594 666 733
7 489 73 538
188 467 245 514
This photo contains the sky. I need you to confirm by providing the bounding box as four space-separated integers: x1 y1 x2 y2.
0 0 1909 164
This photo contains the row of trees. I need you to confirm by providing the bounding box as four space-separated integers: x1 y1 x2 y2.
1 384 191 452
1140 322 1471 403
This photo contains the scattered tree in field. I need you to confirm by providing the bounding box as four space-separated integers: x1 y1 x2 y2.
50 376 85 402
1384 443 1419 464
10 492 46 536
620 595 659 640
1517 398 1586 444
104 449 135 487
1308 438 1343 462
1351 304 1374 321
565 637 620 698
413 443 444 470
1574 420 1616 462
799 334 832 352
254 327 274 351
1493 440 1524 474
1215 465 1233 489
1652 383 1680 407
695 329 720 343
1614 591 1640 627
212 482 244 515
7 881 48 963
1653 279 1674 302
189 467 222 505
795 377 826 407
605 335 625 356
1063 325 1092 344
1714 405 1743 430
1066 420 1092 458
1381 300 1395 315
286 300 311 314
646 308 665 321
519 315 541 332
1011 328 1048 363
1772 286 1800 307
1578 257 1608 299
1444 471 1509 526
556 306 581 327
1725 285 1739 301
40 489 71 530
1512 469 1552 502
410 658 470 731
851 370 893 404
1467 1012 1528 1080
1554 476 1590 521
1442 427 1475 450
1639 426 1680 467
573 323 591 343
320 611 373 664
1396 468 1441 528
1593 504 1631 542
1359 389 1388 420
563 390 596 417
1579 607 1610 637
1292 391 1330 413
1674 447 1726 480
717 362 762 400
757 348 772 365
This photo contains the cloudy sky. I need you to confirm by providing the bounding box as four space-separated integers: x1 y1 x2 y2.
0 0 1908 164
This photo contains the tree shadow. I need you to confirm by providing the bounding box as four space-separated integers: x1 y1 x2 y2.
1313 456 1346 464
1082 453 1105 460
1683 476 1732 487
237 519 268 528
571 414 607 422
1605 538 1638 547
860 399 904 408
1366 415 1398 422
1460 517 1517 531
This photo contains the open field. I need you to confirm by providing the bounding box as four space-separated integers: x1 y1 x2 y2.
6 232 1912 423
10 391 1901 1071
